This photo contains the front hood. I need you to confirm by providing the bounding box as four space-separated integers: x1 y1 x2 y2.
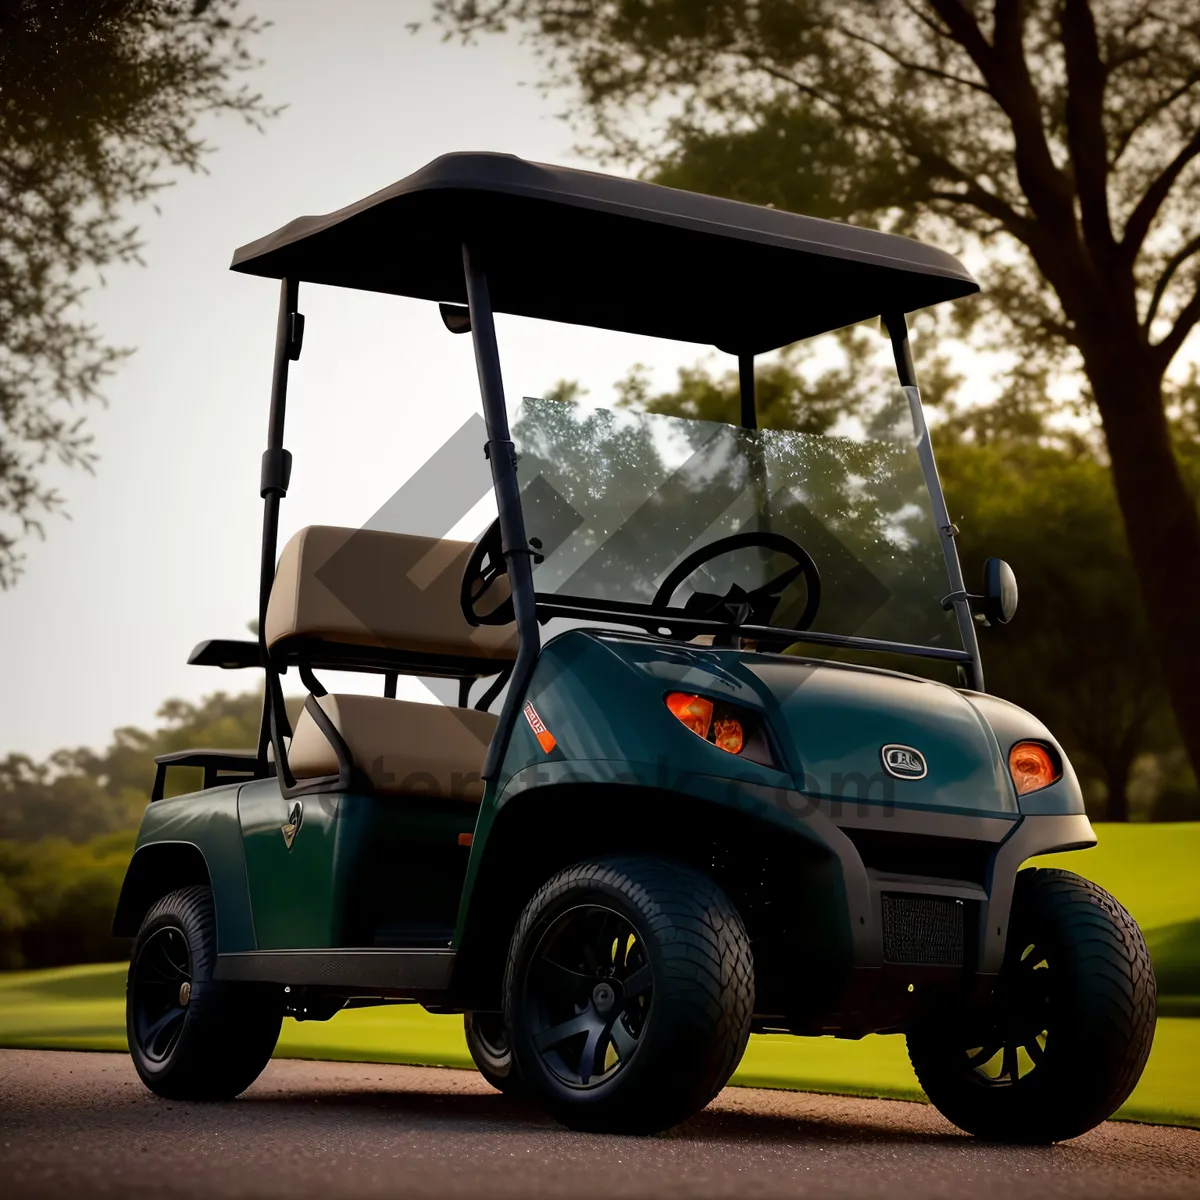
746 660 1016 815
531 633 1071 817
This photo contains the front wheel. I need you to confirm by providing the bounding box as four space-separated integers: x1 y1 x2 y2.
908 868 1156 1143
505 856 754 1134
127 886 281 1100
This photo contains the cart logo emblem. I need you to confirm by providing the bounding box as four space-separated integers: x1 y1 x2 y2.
281 801 303 849
881 745 927 779
523 701 557 754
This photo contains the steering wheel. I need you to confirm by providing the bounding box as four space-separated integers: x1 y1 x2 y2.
460 518 515 627
651 531 821 632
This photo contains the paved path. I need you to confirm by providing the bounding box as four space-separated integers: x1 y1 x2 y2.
1 1050 1196 1198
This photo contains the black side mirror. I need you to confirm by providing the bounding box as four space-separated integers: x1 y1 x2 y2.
440 303 471 334
981 557 1018 625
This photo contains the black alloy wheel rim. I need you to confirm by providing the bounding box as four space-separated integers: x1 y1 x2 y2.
132 926 192 1064
963 938 1052 1086
522 904 653 1089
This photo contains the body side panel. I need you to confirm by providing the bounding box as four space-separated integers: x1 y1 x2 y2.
121 781 256 953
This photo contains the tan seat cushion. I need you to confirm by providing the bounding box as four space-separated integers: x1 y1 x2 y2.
265 526 516 663
288 693 496 801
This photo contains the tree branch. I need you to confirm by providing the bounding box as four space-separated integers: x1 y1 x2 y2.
746 41 1031 241
928 0 1077 230
1061 0 1114 253
750 58 849 114
925 187 1029 237
1122 128 1200 259
1143 234 1200 333
900 0 956 43
834 25 990 94
1155 278 1200 369
924 0 994 65
1109 69 1200 168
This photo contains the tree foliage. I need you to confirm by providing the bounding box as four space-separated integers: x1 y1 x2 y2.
431 1 1200 373
429 0 1200 789
0 688 303 843
0 0 274 585
0 687 302 968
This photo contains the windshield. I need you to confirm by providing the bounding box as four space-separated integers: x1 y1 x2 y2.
510 393 960 652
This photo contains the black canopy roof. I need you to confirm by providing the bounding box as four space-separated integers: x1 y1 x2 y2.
231 152 977 352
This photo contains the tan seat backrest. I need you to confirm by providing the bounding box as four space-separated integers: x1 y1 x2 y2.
288 693 497 801
264 525 516 662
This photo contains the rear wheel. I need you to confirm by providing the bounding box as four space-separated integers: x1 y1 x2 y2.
464 1010 523 1094
505 856 753 1134
907 868 1156 1142
127 886 281 1100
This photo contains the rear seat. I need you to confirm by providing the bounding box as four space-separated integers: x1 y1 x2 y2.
288 694 496 801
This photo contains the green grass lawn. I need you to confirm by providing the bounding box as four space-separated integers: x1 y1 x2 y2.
0 961 1195 1127
1031 822 1200 930
1 822 1196 1127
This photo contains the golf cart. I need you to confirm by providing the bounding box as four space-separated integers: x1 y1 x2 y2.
114 153 1155 1140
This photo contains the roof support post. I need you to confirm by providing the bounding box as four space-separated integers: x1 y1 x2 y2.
738 353 757 430
256 277 302 770
463 243 542 779
884 313 984 692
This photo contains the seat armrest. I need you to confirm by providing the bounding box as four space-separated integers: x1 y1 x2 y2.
151 748 262 801
188 639 262 669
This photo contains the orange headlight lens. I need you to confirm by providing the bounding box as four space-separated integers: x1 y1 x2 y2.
665 692 775 766
1008 741 1060 795
665 692 713 740
712 716 745 755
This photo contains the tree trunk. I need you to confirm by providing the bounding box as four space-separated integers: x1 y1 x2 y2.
1100 762 1132 823
1086 351 1200 797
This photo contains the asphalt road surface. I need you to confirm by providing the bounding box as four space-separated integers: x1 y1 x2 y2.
1 1050 1196 1199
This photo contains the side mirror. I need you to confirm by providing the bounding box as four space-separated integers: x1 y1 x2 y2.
980 557 1018 625
440 303 472 334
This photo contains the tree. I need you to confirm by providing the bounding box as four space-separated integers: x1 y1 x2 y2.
429 1 1200 799
0 0 274 586
0 688 301 843
943 440 1180 821
0 686 302 967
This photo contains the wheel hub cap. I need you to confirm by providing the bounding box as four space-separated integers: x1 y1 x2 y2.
524 904 654 1089
131 926 192 1064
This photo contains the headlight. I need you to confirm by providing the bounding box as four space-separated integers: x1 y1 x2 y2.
664 692 776 768
1008 741 1061 795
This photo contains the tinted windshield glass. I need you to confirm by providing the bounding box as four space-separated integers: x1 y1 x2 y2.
510 393 959 650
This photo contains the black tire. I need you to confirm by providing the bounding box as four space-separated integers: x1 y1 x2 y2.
908 867 1156 1143
505 856 754 1134
464 1010 524 1094
126 885 282 1100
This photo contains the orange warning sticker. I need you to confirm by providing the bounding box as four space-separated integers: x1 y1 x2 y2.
523 700 557 753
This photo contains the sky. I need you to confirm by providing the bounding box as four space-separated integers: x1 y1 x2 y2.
2 0 729 758
9 3 1192 761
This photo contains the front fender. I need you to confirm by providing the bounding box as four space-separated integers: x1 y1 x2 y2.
113 781 256 952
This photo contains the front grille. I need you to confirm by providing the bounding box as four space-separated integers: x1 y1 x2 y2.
841 827 993 888
881 893 964 965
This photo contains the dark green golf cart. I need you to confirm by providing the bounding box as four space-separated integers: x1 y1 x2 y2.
114 152 1155 1140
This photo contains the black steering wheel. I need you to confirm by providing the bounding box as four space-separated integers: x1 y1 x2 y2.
460 518 516 627
651 531 821 632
